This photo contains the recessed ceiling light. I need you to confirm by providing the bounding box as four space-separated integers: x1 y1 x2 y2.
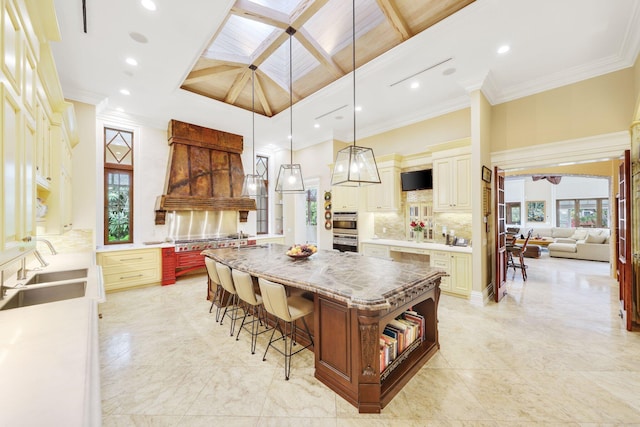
120 89 130 95
314 123 320 129
497 45 510 54
410 81 420 89
125 57 138 66
141 0 157 11
355 105 362 112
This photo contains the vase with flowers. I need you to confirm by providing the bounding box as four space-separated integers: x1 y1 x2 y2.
410 220 425 242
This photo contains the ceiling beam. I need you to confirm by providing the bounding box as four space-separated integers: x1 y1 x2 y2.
183 65 243 85
231 0 289 29
225 67 252 104
290 0 331 29
376 0 412 41
252 29 289 66
295 28 344 79
254 71 273 117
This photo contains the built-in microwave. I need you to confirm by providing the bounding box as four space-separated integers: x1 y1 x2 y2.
332 211 357 232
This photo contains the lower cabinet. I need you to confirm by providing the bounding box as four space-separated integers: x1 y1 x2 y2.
430 251 471 297
96 248 161 292
362 242 472 298
361 243 390 259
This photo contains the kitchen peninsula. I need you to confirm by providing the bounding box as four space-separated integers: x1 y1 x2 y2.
203 243 445 413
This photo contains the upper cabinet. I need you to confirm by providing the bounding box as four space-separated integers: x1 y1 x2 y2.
1 0 77 265
332 185 359 211
366 161 400 212
433 146 471 212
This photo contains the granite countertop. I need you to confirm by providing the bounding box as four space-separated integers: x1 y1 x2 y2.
0 251 103 425
361 238 473 254
202 243 445 310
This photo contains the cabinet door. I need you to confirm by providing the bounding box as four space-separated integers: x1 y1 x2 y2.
2 85 20 251
366 167 398 211
333 186 358 210
453 155 471 210
451 253 471 295
361 243 390 259
433 158 453 211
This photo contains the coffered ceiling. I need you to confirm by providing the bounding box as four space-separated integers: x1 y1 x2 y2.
181 0 474 116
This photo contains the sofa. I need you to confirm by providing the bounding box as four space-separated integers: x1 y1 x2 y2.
514 227 611 262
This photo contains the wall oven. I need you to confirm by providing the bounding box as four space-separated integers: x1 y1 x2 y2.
333 212 358 252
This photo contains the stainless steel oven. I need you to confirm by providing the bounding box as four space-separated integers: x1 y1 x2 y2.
333 212 358 252
332 211 357 232
333 231 358 252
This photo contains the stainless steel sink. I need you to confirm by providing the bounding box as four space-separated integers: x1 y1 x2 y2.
0 281 87 310
24 268 88 285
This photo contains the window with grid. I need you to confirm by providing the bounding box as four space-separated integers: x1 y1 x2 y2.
104 127 134 244
556 198 609 228
256 155 268 234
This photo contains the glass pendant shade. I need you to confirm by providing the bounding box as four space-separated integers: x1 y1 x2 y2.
331 145 381 186
275 27 305 194
241 173 265 197
275 163 305 193
241 65 266 198
330 0 380 187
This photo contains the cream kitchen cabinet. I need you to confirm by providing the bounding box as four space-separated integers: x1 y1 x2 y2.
361 242 391 259
433 153 471 212
430 250 471 297
366 166 399 212
97 248 162 292
332 185 359 211
40 120 73 234
1 83 36 264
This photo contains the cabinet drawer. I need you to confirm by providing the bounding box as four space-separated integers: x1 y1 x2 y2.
362 244 390 259
98 249 159 267
389 246 430 255
103 266 161 291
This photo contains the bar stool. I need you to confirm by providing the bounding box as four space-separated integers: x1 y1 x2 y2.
258 277 314 380
232 269 269 354
204 257 224 321
215 262 242 336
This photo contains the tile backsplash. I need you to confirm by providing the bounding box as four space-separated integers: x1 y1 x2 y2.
372 189 472 244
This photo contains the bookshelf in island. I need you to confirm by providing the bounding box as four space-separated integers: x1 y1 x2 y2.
203 243 443 413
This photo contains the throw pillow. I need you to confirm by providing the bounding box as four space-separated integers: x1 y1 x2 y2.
570 229 588 241
585 233 606 244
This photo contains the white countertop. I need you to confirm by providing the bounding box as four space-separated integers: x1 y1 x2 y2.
361 238 473 254
0 251 103 426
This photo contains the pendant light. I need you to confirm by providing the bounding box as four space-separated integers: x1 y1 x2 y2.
275 27 305 193
241 65 266 198
331 0 380 187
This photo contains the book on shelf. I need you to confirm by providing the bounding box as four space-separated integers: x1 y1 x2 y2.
380 309 427 373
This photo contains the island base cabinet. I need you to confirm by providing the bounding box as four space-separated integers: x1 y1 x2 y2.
314 280 441 413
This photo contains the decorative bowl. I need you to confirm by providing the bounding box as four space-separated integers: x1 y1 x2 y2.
287 252 313 259
286 244 317 259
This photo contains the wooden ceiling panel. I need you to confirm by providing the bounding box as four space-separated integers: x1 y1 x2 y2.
181 0 476 116
397 0 475 34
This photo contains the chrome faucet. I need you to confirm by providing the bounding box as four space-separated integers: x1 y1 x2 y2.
16 257 28 281
36 238 57 255
34 250 49 267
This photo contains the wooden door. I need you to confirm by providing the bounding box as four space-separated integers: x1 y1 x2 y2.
494 167 507 302
618 150 632 330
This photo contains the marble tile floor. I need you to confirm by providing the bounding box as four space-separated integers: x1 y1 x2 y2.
99 256 640 426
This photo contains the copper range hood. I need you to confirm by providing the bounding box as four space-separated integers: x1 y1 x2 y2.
155 120 256 225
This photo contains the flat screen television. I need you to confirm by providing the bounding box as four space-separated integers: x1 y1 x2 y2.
400 169 433 191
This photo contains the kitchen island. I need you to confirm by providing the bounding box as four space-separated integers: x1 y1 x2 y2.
203 243 445 413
